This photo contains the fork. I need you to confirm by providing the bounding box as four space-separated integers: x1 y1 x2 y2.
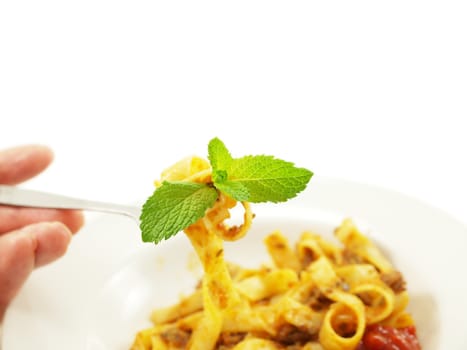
0 185 141 222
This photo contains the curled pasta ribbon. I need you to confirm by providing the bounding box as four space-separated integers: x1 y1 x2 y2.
319 290 366 350
264 231 301 272
382 291 414 328
182 214 240 350
157 156 212 186
306 258 366 349
390 290 410 316
336 264 380 289
307 256 340 288
300 232 341 263
297 235 326 268
351 283 395 324
235 268 298 302
187 278 223 350
335 219 393 273
335 264 395 324
202 193 253 242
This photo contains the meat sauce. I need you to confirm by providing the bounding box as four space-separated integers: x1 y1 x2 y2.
357 325 421 350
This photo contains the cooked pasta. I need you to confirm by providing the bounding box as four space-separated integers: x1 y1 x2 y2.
131 157 420 350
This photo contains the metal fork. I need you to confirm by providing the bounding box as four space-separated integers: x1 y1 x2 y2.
0 185 141 222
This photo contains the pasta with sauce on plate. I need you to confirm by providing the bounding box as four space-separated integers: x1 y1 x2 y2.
131 156 421 350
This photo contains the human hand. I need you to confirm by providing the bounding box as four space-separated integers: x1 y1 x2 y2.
0 145 84 321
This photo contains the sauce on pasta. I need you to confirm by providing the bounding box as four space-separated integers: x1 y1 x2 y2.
358 325 421 350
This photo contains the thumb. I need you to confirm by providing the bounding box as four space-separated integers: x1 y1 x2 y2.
0 222 72 321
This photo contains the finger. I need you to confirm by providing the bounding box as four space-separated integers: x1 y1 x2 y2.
0 206 84 235
0 145 53 185
0 222 72 321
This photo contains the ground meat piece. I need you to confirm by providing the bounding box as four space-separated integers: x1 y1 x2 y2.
341 249 365 264
304 288 333 311
285 346 302 350
274 324 318 345
160 328 191 348
380 270 406 293
216 332 247 347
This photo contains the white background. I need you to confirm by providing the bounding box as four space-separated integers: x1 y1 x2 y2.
1 0 466 227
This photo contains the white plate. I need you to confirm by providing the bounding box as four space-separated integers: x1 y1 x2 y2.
3 177 467 349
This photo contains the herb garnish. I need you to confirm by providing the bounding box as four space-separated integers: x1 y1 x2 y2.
140 137 313 244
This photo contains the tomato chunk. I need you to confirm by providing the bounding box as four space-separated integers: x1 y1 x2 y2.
358 325 421 350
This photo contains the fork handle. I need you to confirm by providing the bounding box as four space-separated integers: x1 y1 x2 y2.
0 185 140 221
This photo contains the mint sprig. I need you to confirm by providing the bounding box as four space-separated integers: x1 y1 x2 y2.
140 137 313 243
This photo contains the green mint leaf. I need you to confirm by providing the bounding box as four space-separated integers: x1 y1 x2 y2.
140 181 218 243
208 137 233 173
214 181 249 201
222 155 313 203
